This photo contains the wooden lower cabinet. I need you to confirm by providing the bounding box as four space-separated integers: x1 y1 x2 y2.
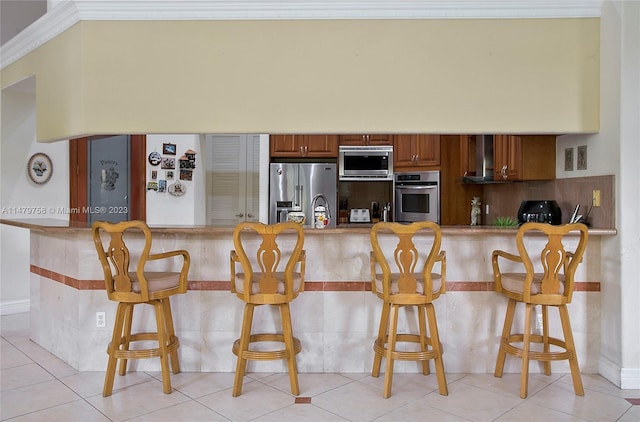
270 134 338 158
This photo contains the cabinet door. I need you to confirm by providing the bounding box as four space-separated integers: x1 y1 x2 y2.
339 134 392 146
206 134 260 225
304 134 338 157
493 135 556 181
338 134 368 146
459 135 476 177
394 134 419 167
414 134 440 166
394 134 441 170
494 135 522 180
271 134 337 157
270 134 302 157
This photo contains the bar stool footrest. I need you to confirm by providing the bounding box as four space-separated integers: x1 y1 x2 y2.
232 333 302 361
502 334 573 361
109 333 180 360
373 334 441 361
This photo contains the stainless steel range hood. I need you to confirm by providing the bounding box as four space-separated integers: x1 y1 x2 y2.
462 135 495 183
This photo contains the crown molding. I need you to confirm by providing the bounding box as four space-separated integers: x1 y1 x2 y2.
1 0 603 71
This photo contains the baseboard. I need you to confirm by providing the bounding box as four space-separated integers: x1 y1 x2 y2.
599 355 621 387
621 368 640 389
0 300 30 315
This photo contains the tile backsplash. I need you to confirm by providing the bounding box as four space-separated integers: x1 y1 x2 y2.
482 175 614 229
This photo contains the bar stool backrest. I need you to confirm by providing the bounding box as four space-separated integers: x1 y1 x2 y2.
370 221 446 303
231 221 305 304
500 222 588 304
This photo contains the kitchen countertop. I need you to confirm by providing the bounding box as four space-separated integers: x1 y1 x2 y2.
1 218 618 236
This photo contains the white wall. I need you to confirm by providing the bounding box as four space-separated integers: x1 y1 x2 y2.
145 134 205 226
1 86 69 219
556 1 640 389
1 82 69 314
616 0 640 388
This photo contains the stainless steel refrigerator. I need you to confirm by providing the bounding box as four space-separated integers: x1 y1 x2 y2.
269 163 337 227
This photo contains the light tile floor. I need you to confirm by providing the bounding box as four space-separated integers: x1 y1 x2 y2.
1 312 639 421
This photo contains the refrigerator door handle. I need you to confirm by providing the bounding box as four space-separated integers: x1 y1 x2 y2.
294 184 302 208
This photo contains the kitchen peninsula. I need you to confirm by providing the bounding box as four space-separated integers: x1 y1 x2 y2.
2 218 613 376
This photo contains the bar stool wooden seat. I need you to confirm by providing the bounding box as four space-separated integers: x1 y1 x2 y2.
92 220 190 397
369 221 448 398
493 222 588 399
230 221 306 397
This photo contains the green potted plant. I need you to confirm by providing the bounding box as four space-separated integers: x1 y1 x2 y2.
492 216 519 228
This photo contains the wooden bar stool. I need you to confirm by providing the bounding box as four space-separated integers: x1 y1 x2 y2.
369 221 448 398
493 222 588 398
230 221 306 396
92 220 190 397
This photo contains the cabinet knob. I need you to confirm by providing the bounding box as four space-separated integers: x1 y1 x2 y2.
501 165 508 179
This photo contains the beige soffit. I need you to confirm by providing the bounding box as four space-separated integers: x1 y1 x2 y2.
1 0 603 70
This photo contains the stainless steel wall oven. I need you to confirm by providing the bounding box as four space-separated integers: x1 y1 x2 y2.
394 171 440 223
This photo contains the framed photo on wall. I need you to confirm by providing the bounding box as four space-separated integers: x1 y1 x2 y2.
162 143 176 155
161 157 175 169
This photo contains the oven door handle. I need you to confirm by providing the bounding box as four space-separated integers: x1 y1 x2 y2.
396 185 437 190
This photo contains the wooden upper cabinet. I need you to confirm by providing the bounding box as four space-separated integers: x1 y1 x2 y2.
306 135 338 157
270 134 338 158
493 135 556 181
459 135 477 177
338 134 392 146
393 134 441 170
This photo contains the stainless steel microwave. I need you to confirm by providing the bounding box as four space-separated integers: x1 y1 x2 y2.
338 146 393 181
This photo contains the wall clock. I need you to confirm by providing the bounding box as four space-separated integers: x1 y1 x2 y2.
27 153 53 185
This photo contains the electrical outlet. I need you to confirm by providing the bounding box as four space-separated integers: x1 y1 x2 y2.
485 204 489 215
592 190 601 207
96 311 106 328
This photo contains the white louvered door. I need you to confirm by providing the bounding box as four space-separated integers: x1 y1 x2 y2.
205 134 261 226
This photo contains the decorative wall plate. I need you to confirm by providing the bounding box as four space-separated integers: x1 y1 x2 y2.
27 153 53 184
168 180 186 196
148 151 162 166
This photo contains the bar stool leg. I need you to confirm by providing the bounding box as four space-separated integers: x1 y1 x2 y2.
495 298 516 377
154 300 172 394
280 303 300 396
417 304 431 375
541 305 551 376
520 303 533 399
119 303 134 376
233 303 254 397
383 304 400 399
372 301 390 378
559 305 584 396
104 302 127 397
426 303 448 395
161 298 180 374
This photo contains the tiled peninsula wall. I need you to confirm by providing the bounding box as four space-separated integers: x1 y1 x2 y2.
27 226 606 377
483 175 615 229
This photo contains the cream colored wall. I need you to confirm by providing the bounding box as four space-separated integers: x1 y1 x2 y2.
1 18 599 142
